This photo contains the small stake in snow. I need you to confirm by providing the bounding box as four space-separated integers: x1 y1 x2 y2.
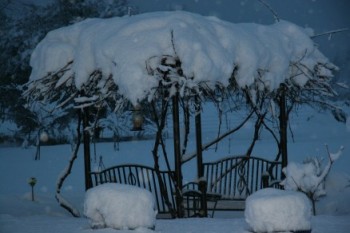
28 177 37 201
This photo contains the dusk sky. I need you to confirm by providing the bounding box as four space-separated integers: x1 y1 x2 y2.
129 0 350 81
14 0 350 82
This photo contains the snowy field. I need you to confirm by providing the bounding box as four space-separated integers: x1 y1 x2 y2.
1 106 350 233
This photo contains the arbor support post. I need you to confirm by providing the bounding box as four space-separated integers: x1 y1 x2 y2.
172 93 184 218
83 108 92 190
279 85 288 174
195 96 207 217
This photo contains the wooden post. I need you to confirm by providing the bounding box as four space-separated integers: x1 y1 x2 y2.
172 93 184 217
279 85 288 175
195 96 207 217
83 108 92 190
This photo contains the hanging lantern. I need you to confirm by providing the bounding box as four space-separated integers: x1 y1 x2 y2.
131 104 144 131
40 131 49 143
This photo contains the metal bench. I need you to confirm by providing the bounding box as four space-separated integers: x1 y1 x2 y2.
183 156 282 216
89 156 282 218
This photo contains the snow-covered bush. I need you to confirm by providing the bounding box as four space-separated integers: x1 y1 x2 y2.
84 183 156 230
281 146 344 215
245 188 312 233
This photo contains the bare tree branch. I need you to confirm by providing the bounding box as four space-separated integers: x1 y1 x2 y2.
257 0 280 22
182 109 254 163
311 28 349 39
55 110 82 217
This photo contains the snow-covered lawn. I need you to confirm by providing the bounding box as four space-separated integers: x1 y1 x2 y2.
1 209 350 233
1 107 350 232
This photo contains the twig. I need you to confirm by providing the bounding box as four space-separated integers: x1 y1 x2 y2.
257 0 280 22
311 28 349 39
170 30 178 57
325 144 331 160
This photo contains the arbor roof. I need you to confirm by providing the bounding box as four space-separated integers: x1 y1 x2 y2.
29 11 336 105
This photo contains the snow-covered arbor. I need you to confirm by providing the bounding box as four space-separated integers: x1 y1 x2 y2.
24 11 339 217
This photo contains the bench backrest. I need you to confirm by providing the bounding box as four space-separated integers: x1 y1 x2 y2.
90 164 176 215
203 156 282 199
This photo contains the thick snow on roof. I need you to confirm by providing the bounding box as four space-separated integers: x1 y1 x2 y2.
29 11 334 104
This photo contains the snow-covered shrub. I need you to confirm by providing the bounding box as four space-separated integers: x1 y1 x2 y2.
281 146 344 215
281 158 325 199
84 183 157 230
245 188 312 233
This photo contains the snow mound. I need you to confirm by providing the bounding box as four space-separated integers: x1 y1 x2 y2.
84 183 156 230
29 11 335 105
245 188 312 233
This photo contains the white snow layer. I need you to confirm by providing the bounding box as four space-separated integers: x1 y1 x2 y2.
84 183 156 230
245 188 312 233
281 145 343 198
29 11 334 105
281 161 326 196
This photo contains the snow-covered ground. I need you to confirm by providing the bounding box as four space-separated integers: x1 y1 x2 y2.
1 105 350 233
2 214 350 233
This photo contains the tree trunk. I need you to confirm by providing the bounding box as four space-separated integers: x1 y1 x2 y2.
150 101 177 218
55 111 82 217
